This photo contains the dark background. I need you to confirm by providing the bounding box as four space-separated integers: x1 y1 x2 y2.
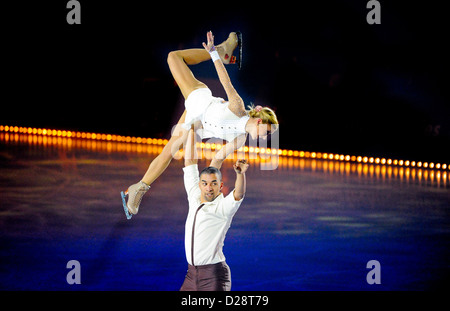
3 0 449 163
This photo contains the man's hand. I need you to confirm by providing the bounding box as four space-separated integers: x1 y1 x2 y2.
232 159 247 201
233 159 249 174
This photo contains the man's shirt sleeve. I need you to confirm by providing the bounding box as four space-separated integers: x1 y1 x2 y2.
183 164 201 206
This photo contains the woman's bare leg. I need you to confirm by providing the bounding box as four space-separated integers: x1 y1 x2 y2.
141 110 188 185
122 111 189 217
167 49 211 99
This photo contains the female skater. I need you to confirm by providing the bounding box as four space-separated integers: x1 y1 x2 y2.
121 31 278 219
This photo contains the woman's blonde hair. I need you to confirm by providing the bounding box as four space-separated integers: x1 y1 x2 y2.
247 104 279 132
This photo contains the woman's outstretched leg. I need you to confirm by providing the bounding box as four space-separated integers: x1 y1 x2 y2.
122 111 189 218
141 110 189 186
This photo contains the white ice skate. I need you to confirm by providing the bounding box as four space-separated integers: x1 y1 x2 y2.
120 181 150 220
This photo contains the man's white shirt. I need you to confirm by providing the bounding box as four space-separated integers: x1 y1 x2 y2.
183 164 244 266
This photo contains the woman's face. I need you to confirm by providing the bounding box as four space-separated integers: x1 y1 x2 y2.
256 123 273 140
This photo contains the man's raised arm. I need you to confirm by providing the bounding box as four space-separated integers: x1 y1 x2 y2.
184 127 198 167
232 159 249 201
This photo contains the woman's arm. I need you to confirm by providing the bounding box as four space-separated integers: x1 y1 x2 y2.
203 31 247 117
213 60 247 117
209 134 247 169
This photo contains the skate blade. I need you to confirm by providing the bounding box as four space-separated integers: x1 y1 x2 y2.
121 191 133 220
236 31 242 70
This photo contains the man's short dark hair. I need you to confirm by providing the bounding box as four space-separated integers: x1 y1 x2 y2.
199 166 222 181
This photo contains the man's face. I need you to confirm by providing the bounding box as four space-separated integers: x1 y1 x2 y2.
199 173 223 202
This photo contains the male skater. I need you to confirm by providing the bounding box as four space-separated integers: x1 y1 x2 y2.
180 128 248 291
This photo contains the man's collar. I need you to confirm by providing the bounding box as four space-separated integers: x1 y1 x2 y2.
201 193 224 205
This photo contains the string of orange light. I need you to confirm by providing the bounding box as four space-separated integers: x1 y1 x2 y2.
1 125 448 171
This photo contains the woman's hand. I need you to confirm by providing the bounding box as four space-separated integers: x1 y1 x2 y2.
202 31 216 52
